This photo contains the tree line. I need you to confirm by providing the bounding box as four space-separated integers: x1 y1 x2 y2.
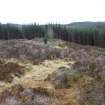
0 23 105 47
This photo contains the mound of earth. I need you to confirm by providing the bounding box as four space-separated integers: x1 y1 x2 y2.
0 61 24 82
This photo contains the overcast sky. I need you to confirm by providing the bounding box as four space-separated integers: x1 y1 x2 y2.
0 0 105 24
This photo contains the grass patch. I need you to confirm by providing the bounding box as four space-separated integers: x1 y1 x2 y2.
84 101 96 105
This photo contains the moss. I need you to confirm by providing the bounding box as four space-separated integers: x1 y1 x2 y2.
66 73 82 87
84 101 96 105
89 63 97 70
20 102 33 105
67 73 94 88
67 73 82 83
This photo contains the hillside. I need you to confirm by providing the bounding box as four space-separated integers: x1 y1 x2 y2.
0 39 105 105
67 21 105 29
1 22 105 47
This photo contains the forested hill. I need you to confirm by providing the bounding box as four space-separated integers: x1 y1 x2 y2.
0 22 105 47
67 21 105 29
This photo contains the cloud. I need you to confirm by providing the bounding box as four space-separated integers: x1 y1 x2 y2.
0 0 105 24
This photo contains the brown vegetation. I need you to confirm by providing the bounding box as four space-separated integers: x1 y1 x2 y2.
0 61 24 82
0 39 105 105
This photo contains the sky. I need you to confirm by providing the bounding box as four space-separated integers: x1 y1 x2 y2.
0 0 105 24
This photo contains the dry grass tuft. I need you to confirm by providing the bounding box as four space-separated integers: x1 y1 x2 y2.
19 79 55 96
